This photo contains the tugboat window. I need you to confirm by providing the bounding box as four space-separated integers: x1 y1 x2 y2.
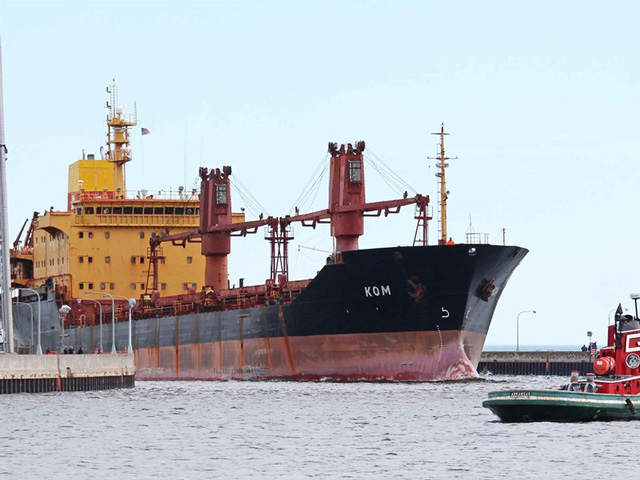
348 160 362 183
216 184 228 205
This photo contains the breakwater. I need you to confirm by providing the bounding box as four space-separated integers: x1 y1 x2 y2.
0 354 135 394
478 351 593 376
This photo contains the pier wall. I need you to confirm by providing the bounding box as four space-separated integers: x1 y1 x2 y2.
0 354 135 393
479 351 594 376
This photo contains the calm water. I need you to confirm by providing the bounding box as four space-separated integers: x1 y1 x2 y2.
0 376 635 479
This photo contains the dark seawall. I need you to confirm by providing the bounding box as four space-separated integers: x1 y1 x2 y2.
478 351 594 376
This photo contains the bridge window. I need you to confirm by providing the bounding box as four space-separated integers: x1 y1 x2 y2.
124 207 133 215
144 207 153 215
140 232 145 239
175 207 185 215
154 207 163 214
88 257 93 263
134 207 143 214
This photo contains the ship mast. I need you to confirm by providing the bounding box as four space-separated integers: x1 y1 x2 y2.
428 124 457 245
106 80 137 195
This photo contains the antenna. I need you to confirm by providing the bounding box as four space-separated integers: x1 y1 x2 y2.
427 124 457 245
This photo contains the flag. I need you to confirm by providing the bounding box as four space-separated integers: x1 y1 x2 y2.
615 303 623 318
141 127 150 135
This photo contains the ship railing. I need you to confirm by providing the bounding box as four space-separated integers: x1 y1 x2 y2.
465 232 490 244
70 188 201 204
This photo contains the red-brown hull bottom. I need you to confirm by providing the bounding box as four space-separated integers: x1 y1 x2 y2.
135 330 487 381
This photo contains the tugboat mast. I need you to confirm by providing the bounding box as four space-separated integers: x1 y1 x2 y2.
428 124 457 245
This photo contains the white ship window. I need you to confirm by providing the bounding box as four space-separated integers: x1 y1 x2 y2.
216 184 228 205
348 160 362 183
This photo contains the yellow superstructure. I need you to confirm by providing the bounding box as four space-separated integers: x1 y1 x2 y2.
20 82 244 301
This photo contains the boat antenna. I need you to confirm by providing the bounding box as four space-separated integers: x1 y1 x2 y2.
428 124 457 245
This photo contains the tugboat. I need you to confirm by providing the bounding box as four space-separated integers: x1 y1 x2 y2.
483 296 640 422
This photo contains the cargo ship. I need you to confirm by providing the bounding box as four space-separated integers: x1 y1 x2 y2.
8 84 528 381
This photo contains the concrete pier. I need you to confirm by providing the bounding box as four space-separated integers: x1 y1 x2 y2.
0 354 135 394
479 351 593 376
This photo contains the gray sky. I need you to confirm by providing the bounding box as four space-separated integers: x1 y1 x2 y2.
1 0 639 347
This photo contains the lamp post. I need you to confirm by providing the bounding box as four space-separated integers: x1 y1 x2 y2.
86 291 116 354
77 298 103 353
17 288 42 355
516 310 536 352
14 301 34 352
108 294 136 355
58 305 71 353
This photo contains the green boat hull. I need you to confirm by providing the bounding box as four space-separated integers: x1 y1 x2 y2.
483 389 640 422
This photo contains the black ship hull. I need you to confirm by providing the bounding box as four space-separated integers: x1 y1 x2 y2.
13 244 527 381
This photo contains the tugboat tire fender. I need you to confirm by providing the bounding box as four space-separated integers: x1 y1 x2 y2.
625 397 636 414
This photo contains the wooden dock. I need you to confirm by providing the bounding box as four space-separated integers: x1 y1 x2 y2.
478 351 594 376
0 354 135 394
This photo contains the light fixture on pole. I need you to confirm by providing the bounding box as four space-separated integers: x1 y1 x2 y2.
516 310 537 352
77 297 103 353
106 294 136 355
18 288 42 355
86 291 116 354
58 305 71 353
